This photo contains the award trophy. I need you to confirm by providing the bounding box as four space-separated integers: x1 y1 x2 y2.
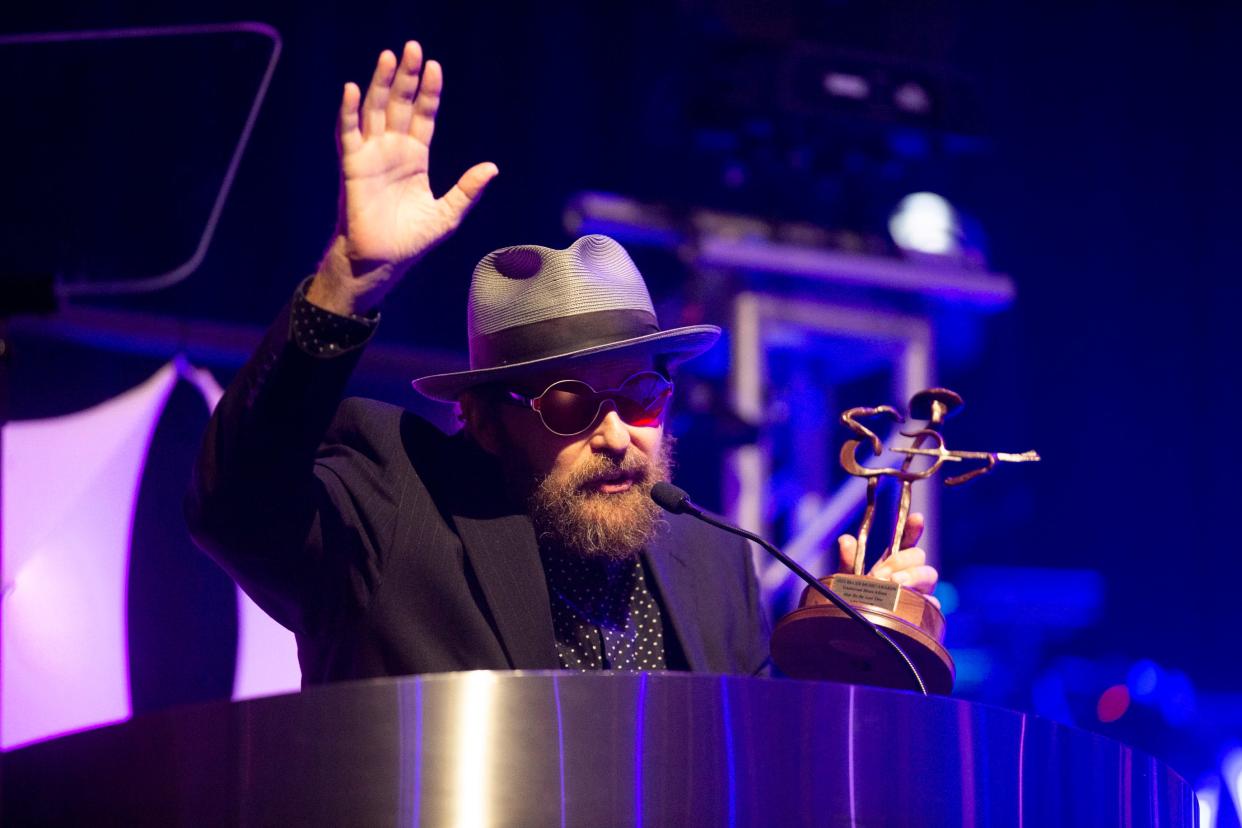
769 388 1039 694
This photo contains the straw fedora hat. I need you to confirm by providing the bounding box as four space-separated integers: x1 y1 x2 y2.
412 235 719 401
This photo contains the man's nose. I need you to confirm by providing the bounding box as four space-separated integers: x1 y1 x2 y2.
590 407 632 454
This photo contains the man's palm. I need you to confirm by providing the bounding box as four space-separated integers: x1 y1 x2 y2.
337 44 496 269
343 137 446 264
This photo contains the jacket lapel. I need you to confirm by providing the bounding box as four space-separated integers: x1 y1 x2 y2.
644 516 708 671
454 510 560 670
437 434 559 671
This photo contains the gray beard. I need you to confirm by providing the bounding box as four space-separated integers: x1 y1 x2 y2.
522 438 675 562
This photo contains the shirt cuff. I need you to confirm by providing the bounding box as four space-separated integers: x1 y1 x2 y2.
290 277 380 356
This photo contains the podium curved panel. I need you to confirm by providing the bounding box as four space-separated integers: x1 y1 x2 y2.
2 672 1194 826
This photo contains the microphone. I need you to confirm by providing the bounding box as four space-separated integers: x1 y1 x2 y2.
651 481 700 515
650 481 928 696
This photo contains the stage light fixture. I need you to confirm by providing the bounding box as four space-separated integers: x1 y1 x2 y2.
1096 684 1130 723
1126 659 1161 700
888 191 962 257
893 82 932 114
822 71 870 100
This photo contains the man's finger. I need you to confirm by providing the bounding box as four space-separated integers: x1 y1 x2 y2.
889 564 939 594
872 546 926 579
410 59 443 146
386 41 424 135
837 534 858 574
362 50 398 138
900 511 925 550
440 161 500 224
338 82 363 155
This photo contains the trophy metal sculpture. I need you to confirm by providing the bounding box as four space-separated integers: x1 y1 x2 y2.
770 388 1039 694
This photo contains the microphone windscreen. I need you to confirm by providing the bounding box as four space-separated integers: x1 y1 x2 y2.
651 481 691 514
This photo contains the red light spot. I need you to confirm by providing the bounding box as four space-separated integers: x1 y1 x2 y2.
1097 684 1130 723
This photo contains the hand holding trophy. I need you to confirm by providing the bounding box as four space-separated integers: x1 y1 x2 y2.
770 388 1039 694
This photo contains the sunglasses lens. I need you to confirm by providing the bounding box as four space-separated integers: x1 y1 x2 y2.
530 373 674 435
614 373 672 427
535 381 600 434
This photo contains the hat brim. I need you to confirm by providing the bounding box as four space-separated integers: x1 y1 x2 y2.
411 324 721 402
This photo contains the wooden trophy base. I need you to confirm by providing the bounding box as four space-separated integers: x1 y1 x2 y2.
770 574 955 695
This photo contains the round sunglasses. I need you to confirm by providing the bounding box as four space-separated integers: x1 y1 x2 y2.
504 371 674 437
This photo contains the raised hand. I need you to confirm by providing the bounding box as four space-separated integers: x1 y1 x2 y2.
837 512 941 607
310 42 498 316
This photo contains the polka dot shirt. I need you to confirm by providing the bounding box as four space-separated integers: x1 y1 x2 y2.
290 278 379 356
541 548 667 672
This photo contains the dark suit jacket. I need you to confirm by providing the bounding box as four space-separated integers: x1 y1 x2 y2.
186 303 770 684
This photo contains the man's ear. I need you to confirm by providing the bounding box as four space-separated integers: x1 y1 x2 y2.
473 417 504 456
459 390 503 456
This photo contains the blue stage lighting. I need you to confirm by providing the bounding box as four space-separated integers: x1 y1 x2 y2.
1221 747 1242 818
1158 670 1196 726
1197 776 1221 828
935 581 959 615
1127 659 1161 701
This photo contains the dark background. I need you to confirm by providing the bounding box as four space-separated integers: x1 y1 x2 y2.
3 0 1239 802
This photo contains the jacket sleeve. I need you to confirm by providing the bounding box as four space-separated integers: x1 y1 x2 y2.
184 300 380 637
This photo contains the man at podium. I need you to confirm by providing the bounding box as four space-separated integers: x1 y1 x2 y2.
186 42 938 685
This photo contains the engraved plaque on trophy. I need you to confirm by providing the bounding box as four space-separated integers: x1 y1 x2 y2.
770 388 1039 694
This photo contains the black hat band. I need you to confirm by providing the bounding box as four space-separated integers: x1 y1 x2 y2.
469 308 660 369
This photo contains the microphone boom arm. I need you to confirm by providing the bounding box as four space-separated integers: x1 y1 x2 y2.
652 483 928 696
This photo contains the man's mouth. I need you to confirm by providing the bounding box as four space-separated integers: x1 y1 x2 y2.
588 470 638 494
